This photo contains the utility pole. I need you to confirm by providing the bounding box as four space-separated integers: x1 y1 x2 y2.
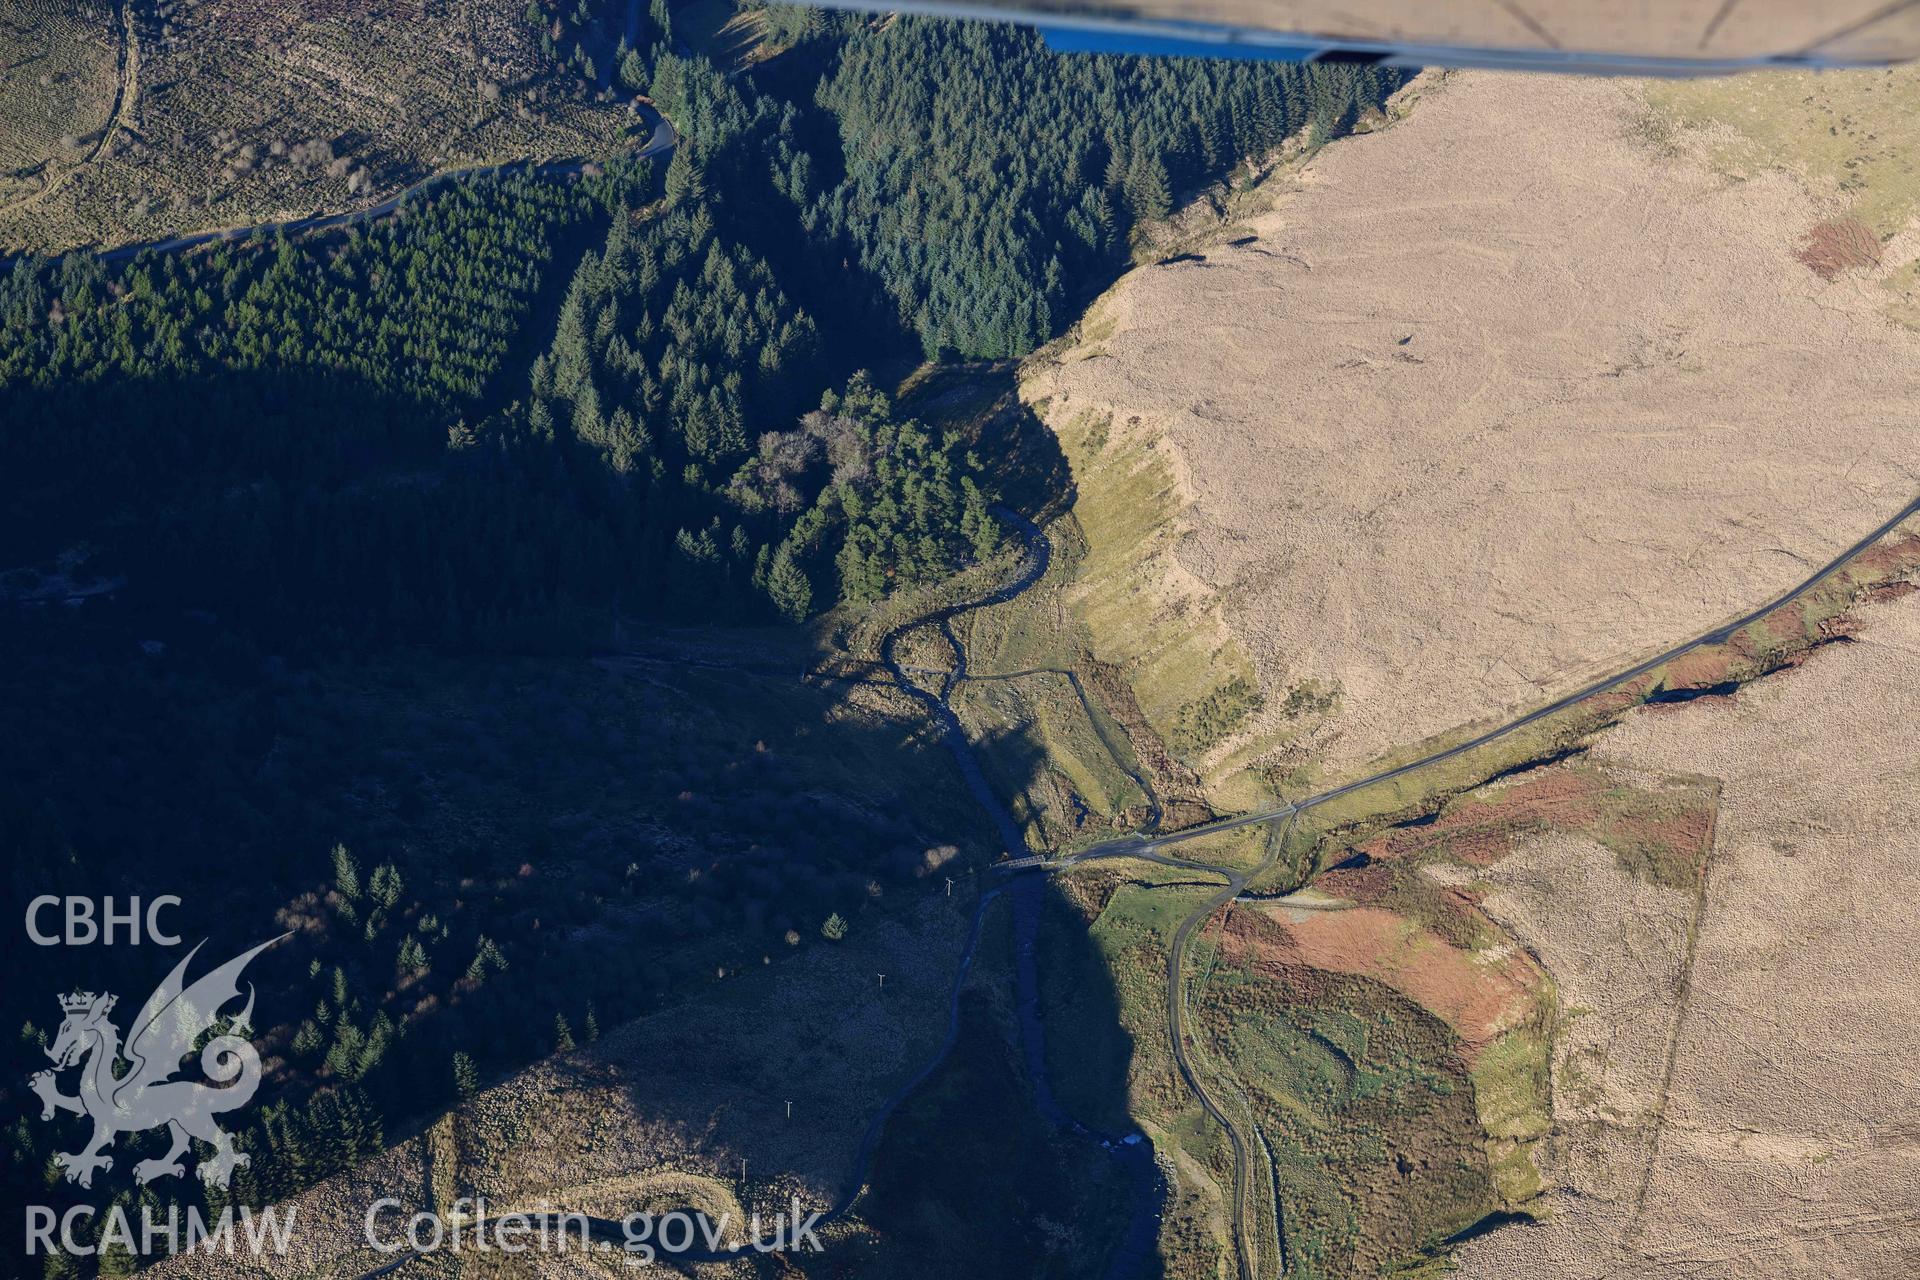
785 1100 793 1119
946 877 953 897
877 973 886 990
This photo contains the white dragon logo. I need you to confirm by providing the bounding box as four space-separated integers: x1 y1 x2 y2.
28 935 287 1189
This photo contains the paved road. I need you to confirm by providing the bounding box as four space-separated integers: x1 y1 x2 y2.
599 486 1920 1280
1016 486 1920 877
890 510 1280 1280
879 509 1163 1280
87 106 675 265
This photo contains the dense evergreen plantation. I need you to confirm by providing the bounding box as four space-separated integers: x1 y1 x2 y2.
537 204 818 476
757 373 1005 613
0 176 579 402
533 205 1002 619
808 20 1396 356
1 172 617 540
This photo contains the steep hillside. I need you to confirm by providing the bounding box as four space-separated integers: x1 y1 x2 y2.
1023 69 1920 800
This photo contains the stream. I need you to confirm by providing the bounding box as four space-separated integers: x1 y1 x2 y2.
360 508 1165 1278
885 507 1165 1280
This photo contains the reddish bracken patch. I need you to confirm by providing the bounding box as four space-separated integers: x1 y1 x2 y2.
1760 602 1809 647
1610 808 1712 863
1847 532 1920 583
1796 216 1881 280
1314 861 1394 900
1219 905 1543 1059
1359 764 1609 866
1308 862 1492 948
1578 670 1662 721
1660 645 1739 690
1865 579 1918 603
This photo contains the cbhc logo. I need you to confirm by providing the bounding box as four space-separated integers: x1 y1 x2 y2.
25 896 183 946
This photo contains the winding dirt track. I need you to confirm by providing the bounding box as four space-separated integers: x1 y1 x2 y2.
85 106 676 265
1163 815 1294 1280
0 0 139 220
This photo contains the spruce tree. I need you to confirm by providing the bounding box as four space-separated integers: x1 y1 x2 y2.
766 543 812 621
453 1051 479 1102
332 844 361 900
1132 153 1172 222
